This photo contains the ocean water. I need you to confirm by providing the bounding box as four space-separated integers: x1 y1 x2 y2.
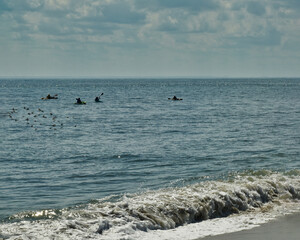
0 78 299 239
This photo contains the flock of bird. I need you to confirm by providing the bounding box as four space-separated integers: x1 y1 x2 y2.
7 93 106 131
7 99 71 131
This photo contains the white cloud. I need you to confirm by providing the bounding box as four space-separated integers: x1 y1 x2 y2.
26 0 43 9
1 0 296 45
0 0 299 77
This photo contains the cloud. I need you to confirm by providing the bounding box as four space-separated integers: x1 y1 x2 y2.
100 1 145 24
0 0 296 43
246 2 266 16
135 0 220 12
230 1 266 16
0 0 299 77
276 0 300 9
1 0 146 44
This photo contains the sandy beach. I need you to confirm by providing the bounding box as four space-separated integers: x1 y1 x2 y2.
198 213 300 240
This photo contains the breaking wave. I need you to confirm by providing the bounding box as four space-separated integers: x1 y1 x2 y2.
1 170 300 240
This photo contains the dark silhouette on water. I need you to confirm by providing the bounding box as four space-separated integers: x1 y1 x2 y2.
41 94 58 100
95 93 104 102
168 96 183 101
75 98 86 104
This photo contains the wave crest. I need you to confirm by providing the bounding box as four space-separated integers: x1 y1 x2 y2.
1 171 300 239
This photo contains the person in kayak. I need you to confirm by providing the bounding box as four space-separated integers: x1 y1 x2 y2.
42 94 58 100
95 93 103 102
76 98 82 104
168 96 183 100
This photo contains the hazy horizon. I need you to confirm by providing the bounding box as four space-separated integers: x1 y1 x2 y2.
0 76 299 79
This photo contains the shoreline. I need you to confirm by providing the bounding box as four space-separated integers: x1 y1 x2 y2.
197 212 300 240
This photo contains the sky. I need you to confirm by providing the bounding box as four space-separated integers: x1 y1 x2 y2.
0 0 299 78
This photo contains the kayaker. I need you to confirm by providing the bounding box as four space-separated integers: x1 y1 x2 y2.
95 93 103 102
76 98 82 104
168 95 182 100
42 94 57 100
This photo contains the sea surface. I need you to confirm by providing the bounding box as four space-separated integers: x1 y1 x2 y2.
0 78 299 239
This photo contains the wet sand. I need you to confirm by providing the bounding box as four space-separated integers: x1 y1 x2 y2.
198 213 300 240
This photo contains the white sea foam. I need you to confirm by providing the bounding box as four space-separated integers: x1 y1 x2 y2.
0 170 299 240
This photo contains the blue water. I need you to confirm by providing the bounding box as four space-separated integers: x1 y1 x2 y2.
0 78 299 221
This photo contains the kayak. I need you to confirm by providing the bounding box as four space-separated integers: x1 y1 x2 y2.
168 98 183 101
41 97 58 100
74 102 86 105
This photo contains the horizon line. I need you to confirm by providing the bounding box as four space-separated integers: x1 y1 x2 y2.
0 76 299 80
